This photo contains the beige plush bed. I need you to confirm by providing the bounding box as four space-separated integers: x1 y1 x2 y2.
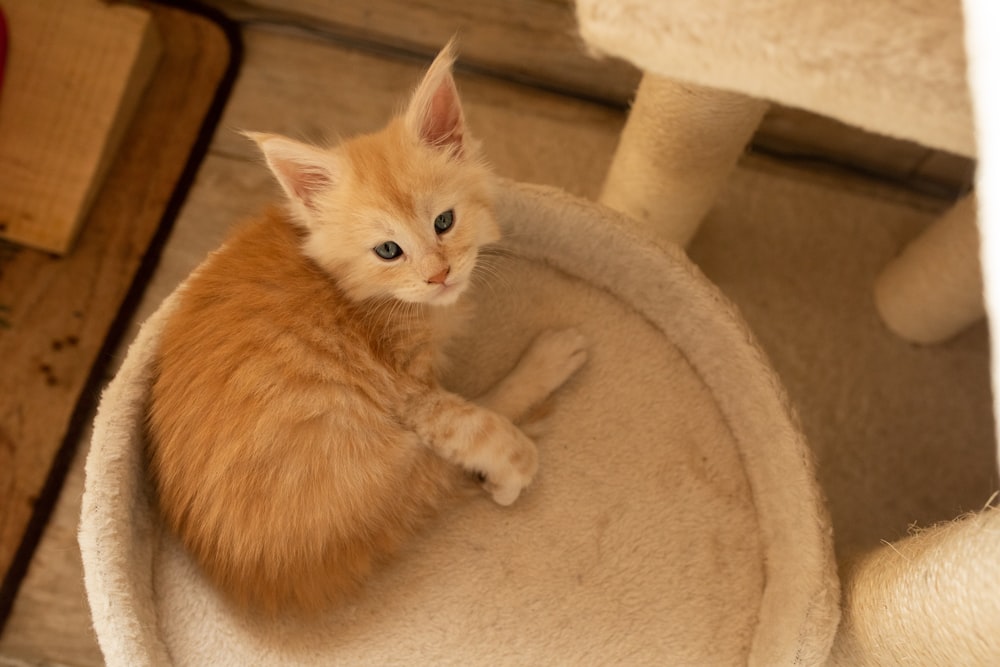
79 181 839 665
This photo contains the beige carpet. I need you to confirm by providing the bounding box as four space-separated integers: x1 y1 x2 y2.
691 158 996 557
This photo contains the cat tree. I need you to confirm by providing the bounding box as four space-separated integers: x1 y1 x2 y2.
577 0 1000 663
581 0 982 346
78 1 999 664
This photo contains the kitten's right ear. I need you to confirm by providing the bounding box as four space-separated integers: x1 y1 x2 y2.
244 131 338 225
404 39 466 156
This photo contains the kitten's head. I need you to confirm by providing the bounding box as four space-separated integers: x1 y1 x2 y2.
246 41 498 307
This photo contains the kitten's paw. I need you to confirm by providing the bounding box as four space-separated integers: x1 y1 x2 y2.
523 328 588 395
488 480 524 507
480 427 538 506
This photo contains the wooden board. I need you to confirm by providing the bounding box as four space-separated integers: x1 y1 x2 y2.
203 0 639 103
200 0 973 197
0 1 235 634
754 107 975 198
0 0 161 254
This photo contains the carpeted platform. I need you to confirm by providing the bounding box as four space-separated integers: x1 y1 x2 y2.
80 181 839 664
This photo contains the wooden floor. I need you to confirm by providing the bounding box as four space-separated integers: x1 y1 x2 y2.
0 4 233 643
0 1 989 665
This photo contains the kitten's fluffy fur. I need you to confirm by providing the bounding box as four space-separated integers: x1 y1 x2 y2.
147 43 586 613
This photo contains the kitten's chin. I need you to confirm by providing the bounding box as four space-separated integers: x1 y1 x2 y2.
428 284 465 306
422 280 467 307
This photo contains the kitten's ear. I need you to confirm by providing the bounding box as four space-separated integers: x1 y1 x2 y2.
404 39 466 155
244 131 338 223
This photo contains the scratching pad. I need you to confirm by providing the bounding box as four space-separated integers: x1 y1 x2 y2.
79 182 838 665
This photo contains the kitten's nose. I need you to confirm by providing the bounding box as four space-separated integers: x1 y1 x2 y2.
427 266 451 285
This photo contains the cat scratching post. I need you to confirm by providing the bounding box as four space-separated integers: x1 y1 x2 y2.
599 74 768 247
830 509 1000 665
874 194 984 344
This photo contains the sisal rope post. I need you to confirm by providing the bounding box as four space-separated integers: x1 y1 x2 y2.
830 508 1000 666
874 193 984 344
599 74 768 247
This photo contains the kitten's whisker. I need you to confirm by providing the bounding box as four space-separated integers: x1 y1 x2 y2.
479 243 519 259
470 259 512 301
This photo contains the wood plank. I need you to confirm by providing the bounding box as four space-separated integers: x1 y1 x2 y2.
755 106 975 197
201 0 974 199
757 107 929 179
0 426 99 667
202 0 641 104
0 0 162 254
0 1 233 640
912 149 976 195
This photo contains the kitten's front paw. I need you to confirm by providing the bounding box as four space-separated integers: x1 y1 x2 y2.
523 328 588 395
480 426 538 506
487 479 525 507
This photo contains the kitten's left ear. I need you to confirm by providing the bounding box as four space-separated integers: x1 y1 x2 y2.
244 131 339 226
404 39 466 156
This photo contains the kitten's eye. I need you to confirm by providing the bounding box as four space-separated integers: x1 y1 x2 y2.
433 209 455 235
374 241 403 260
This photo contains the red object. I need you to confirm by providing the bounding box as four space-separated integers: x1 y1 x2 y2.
0 5 7 99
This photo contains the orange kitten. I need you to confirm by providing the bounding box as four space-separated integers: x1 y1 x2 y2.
146 43 587 614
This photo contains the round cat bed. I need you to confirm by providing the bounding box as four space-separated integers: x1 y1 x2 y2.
80 181 839 665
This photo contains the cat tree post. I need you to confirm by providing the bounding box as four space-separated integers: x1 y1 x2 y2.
874 194 984 344
830 510 1000 664
599 74 769 247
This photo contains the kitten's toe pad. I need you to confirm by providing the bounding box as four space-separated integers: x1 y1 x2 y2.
487 481 523 506
480 429 538 506
484 463 533 506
